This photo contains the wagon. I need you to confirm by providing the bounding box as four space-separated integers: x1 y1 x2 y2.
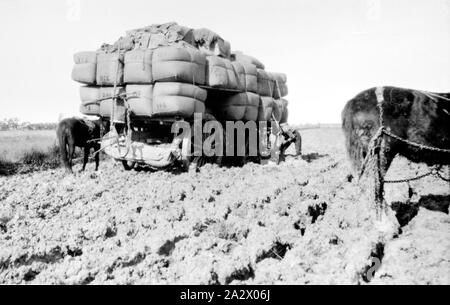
96 86 302 171
72 24 302 170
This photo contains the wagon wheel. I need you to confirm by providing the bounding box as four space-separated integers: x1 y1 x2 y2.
178 114 224 172
257 124 272 163
205 124 225 167
190 116 224 170
269 132 284 164
234 135 250 167
122 160 136 171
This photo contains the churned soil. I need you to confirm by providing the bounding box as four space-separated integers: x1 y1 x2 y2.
0 128 448 284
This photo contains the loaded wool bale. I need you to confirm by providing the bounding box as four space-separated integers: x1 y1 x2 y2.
272 99 283 122
113 36 135 52
124 50 153 84
231 62 258 93
79 86 101 116
162 23 195 45
123 23 196 50
153 82 207 118
257 96 275 122
136 22 195 47
98 35 135 54
193 28 231 58
269 72 288 99
152 46 206 85
244 92 260 121
279 99 289 124
272 99 289 123
231 51 265 70
213 92 259 121
213 95 245 121
206 56 238 89
96 52 124 86
126 85 153 117
72 52 97 85
133 32 152 49
220 41 231 59
269 72 287 85
257 69 276 97
99 87 126 122
275 82 289 99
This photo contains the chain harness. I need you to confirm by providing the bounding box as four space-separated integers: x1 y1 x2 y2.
360 87 450 185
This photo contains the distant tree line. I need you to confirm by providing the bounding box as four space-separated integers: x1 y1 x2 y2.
0 118 57 131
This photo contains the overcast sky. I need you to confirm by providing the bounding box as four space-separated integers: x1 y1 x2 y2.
0 0 449 123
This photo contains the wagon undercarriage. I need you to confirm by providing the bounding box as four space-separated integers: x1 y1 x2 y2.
100 102 302 172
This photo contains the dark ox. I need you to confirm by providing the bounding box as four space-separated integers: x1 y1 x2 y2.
57 118 106 172
342 87 450 215
342 86 450 173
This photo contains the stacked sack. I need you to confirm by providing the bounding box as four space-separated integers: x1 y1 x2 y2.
229 51 289 123
208 91 260 122
72 22 289 123
124 45 208 118
73 51 208 120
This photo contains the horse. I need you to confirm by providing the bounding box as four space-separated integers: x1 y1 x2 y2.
342 86 450 225
56 118 107 172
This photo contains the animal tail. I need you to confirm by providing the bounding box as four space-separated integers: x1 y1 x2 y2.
57 127 70 169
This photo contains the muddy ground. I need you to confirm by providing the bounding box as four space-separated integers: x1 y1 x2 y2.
0 128 449 285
